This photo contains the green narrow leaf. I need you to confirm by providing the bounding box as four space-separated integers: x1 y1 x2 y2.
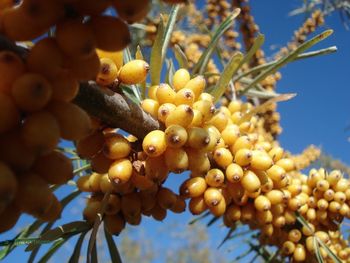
207 216 220 226
37 237 71 263
218 227 236 249
173 44 188 69
150 17 165 85
189 211 211 225
150 5 179 85
318 239 342 263
314 237 325 263
68 231 88 263
239 29 333 95
104 227 123 263
73 164 91 175
165 58 175 86
244 89 280 99
233 45 337 83
192 8 241 75
240 34 265 68
28 222 54 263
210 52 243 102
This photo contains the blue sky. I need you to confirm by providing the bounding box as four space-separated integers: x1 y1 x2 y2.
1 1 350 262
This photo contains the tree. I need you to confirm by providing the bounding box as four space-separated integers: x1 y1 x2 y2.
0 0 349 262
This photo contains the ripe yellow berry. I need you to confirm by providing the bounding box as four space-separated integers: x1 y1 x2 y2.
213 148 233 168
250 150 273 170
145 155 169 183
228 100 241 113
165 104 194 128
165 124 188 148
282 241 295 255
225 163 243 183
266 165 286 182
157 187 177 209
113 0 150 23
179 177 207 198
193 100 215 121
156 83 176 104
76 130 105 159
173 68 191 91
198 92 214 102
184 75 206 100
205 169 225 187
142 130 167 157
186 127 210 149
96 58 118 85
141 99 159 119
234 148 253 166
204 187 223 207
275 158 295 172
103 134 131 160
209 197 226 216
225 204 241 222
293 244 306 262
187 149 211 175
206 111 228 132
164 147 188 173
268 146 284 162
254 195 271 211
241 170 261 193
230 135 253 154
118 59 149 85
189 196 207 215
108 158 133 185
288 229 302 243
174 88 195 106
91 151 114 174
265 190 284 205
221 124 240 146
148 85 158 100
157 103 176 123
96 49 123 69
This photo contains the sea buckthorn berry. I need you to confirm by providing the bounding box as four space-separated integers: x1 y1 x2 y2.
261 177 274 193
265 190 284 205
91 151 114 174
96 49 123 69
174 88 195 106
288 229 302 243
156 83 176 104
282 241 295 255
329 201 341 213
88 173 103 192
141 99 159 119
64 51 101 81
206 111 228 132
198 93 214 102
334 191 346 203
225 163 243 183
209 197 226 216
187 149 211 175
204 187 223 207
327 170 342 186
266 165 286 182
316 179 330 192
250 150 273 170
184 75 206 100
186 127 210 149
150 204 167 221
108 158 133 185
225 204 241 222
164 147 188 173
173 68 191 91
21 111 60 155
268 146 284 162
96 58 118 86
230 111 242 124
230 135 253 154
139 192 157 212
293 244 306 262
0 203 20 234
193 100 215 121
50 71 79 102
103 134 131 159
256 210 273 225
317 198 329 211
189 196 207 215
145 155 168 183
334 178 348 192
165 124 188 148
0 162 17 211
213 148 233 168
12 73 52 112
170 196 186 213
288 198 301 211
142 130 167 157
261 224 274 237
33 151 73 185
113 0 150 23
287 184 302 197
118 59 149 85
131 171 154 191
254 195 271 211
240 203 255 222
0 93 20 133
27 37 64 78
56 19 96 58
165 104 194 128
105 194 121 215
205 169 225 187
121 193 141 219
76 130 105 159
221 124 240 146
241 170 261 193
234 148 253 166
275 158 295 172
157 187 177 209
48 101 92 140
179 177 207 198
148 85 158 100
158 103 176 123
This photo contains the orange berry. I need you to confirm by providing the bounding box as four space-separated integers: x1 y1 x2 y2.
0 93 20 133
0 51 26 93
96 58 119 86
108 158 133 185
103 134 131 160
142 130 167 157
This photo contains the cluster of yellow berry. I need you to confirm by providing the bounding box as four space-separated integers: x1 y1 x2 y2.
289 145 322 171
0 0 180 234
